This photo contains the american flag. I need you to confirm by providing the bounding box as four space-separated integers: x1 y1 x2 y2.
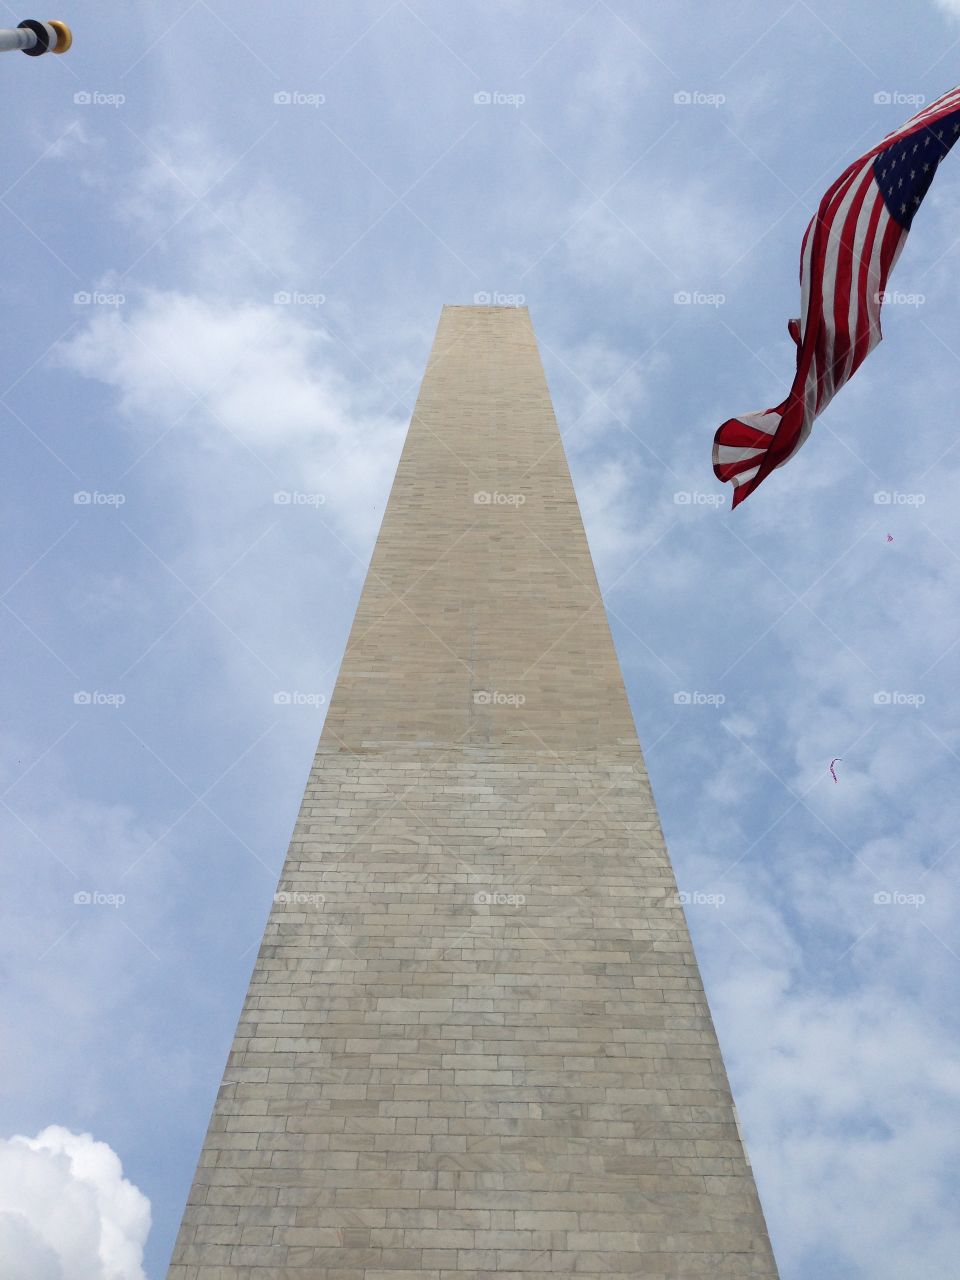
714 86 960 508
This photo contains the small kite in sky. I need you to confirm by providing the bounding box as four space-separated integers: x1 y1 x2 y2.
829 757 842 783
714 85 960 508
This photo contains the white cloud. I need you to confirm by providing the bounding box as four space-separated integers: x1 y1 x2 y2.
114 128 317 287
718 960 960 1279
62 291 358 443
57 288 405 547
43 120 100 163
0 1127 150 1280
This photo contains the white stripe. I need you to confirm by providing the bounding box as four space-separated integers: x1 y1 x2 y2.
796 168 865 450
886 222 907 278
737 409 780 435
716 445 766 464
882 90 960 142
798 161 862 344
909 89 960 125
841 178 885 385
818 160 874 405
735 465 761 487
862 204 895 360
796 347 817 454
798 215 816 341
802 200 892 446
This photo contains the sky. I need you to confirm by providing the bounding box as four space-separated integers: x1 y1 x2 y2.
2 1 960 1276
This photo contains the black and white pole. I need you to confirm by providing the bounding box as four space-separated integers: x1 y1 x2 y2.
0 20 72 56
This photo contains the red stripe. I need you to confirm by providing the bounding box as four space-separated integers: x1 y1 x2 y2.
716 457 762 483
798 166 863 412
784 157 873 444
869 218 907 354
815 156 870 228
713 413 784 485
715 422 779 449
828 168 877 394
850 194 887 372
877 215 906 289
731 471 765 508
887 92 960 141
874 93 960 155
810 164 874 411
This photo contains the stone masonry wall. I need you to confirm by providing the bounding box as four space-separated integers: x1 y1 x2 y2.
166 307 778 1278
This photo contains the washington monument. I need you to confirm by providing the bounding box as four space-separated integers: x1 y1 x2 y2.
167 305 778 1277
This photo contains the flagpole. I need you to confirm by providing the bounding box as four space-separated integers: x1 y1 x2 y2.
0 20 71 55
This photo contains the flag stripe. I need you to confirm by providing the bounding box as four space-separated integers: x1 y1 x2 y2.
817 160 874 411
830 164 877 399
846 181 887 382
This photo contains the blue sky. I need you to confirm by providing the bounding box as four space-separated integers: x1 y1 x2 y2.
3 2 960 1276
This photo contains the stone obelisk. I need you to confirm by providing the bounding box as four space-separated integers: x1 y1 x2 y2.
167 305 779 1277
